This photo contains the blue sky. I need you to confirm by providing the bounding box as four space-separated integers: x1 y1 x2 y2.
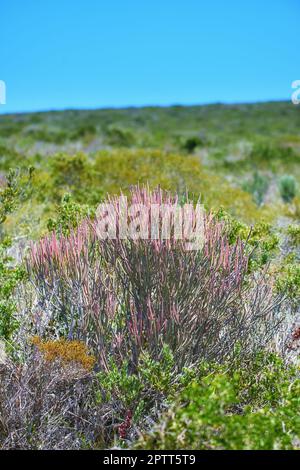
0 0 299 113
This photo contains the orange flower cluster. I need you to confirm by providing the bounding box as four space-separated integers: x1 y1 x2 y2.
31 336 96 371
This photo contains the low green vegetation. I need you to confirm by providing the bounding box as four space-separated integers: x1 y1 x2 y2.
279 175 297 203
137 354 300 450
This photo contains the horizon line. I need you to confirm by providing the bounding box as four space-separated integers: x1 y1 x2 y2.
0 97 292 117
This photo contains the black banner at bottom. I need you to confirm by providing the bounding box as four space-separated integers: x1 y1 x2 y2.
0 449 298 466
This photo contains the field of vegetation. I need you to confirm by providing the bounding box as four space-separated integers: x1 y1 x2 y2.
0 101 299 449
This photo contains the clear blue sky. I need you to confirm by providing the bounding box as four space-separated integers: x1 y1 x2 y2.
0 0 299 113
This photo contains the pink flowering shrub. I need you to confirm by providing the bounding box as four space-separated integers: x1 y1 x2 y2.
27 186 282 370
27 220 116 368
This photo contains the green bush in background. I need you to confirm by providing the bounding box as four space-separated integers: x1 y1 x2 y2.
279 175 297 203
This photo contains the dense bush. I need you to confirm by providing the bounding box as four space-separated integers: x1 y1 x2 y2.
23 126 68 144
27 186 282 373
276 259 300 304
279 175 297 203
91 149 264 222
180 136 204 153
137 353 300 450
69 124 97 141
214 208 279 270
286 224 300 247
0 240 25 341
0 145 25 171
105 126 136 147
242 171 269 206
0 170 32 342
47 193 94 235
250 142 297 164
49 153 90 197
6 148 270 227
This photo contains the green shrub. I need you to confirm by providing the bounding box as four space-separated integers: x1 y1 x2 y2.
23 126 68 144
69 124 97 140
276 258 300 302
0 170 31 342
0 239 26 341
92 149 264 223
0 145 25 171
242 172 269 206
137 354 300 450
0 121 24 138
214 208 279 270
279 175 297 203
250 142 297 164
0 168 34 227
286 224 300 247
287 196 300 220
15 148 269 225
48 153 94 202
106 126 136 147
95 345 179 426
47 193 94 235
181 136 204 153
